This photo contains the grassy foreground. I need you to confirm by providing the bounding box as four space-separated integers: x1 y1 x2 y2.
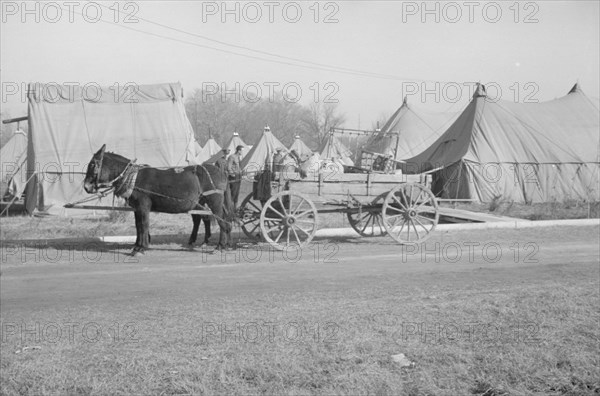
1 262 598 395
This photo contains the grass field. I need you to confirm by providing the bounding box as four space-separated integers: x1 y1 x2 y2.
1 263 598 395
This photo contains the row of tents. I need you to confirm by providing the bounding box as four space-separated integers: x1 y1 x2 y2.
1 81 598 215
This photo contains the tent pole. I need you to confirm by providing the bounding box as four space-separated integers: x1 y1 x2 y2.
455 161 463 201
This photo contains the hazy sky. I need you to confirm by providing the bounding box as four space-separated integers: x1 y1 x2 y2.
1 0 599 128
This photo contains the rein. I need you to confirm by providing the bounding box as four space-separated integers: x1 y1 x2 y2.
95 157 137 190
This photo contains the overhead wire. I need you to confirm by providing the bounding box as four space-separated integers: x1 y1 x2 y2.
75 1 457 84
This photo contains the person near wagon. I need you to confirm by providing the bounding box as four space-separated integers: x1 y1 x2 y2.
272 148 285 173
215 148 230 174
227 145 244 208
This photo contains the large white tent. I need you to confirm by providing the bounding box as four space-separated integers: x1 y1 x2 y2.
400 84 600 203
364 97 459 160
25 82 196 214
1 129 28 199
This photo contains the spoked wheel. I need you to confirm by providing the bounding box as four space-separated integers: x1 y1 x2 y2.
346 194 387 237
260 191 318 250
239 193 264 240
382 183 439 244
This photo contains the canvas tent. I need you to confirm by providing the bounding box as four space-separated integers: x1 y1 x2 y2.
289 135 313 160
240 126 292 175
364 97 459 160
192 140 203 157
319 133 354 166
195 138 222 164
25 82 197 214
1 129 28 199
400 83 600 203
205 132 250 164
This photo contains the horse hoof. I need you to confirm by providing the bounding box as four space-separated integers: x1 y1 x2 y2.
185 243 195 250
130 249 145 256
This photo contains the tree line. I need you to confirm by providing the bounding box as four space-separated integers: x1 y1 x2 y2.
184 86 346 150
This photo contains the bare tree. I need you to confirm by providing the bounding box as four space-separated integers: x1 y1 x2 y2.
303 103 346 147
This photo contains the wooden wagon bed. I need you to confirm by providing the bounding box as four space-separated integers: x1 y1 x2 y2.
239 170 439 250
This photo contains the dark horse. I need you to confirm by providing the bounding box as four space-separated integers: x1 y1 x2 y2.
83 144 233 255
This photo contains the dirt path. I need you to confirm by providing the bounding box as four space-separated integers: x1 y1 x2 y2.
2 226 598 313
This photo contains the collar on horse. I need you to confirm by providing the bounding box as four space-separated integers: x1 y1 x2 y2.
94 151 139 197
197 165 224 197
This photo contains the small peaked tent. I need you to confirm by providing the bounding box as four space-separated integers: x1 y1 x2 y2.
289 135 313 160
205 132 249 164
195 138 222 164
1 129 28 199
364 97 459 160
240 126 290 175
319 133 354 166
193 140 203 156
400 83 600 203
25 82 197 214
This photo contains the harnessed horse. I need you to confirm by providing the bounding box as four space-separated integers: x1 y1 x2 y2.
83 144 233 255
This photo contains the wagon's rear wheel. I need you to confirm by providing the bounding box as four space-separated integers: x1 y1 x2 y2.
260 191 318 251
346 194 387 237
382 183 439 244
239 193 264 240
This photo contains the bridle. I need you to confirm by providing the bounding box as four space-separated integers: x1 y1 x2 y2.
92 149 106 189
91 151 135 191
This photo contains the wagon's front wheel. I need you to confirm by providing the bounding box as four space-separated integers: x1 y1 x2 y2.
382 183 439 244
239 193 263 240
260 191 318 251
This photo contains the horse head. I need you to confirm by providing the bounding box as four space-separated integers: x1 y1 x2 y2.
83 144 131 193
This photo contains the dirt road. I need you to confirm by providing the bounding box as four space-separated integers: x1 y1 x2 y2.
2 225 598 312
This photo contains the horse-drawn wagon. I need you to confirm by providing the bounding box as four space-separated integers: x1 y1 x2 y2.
238 158 440 251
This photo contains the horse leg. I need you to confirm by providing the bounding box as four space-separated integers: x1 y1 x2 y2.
187 214 201 248
132 210 142 255
140 210 150 253
203 216 211 244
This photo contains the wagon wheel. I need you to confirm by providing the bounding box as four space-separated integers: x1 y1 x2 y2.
382 183 439 244
346 194 387 237
260 191 318 251
239 193 264 240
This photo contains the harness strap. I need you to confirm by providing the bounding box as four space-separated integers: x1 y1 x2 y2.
202 189 224 196
114 165 141 199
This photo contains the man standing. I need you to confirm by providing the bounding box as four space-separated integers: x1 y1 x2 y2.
227 145 244 208
272 148 285 173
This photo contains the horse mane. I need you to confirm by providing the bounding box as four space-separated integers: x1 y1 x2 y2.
104 151 132 164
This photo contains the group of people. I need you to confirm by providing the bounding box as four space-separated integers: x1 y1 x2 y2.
215 145 244 207
213 145 314 208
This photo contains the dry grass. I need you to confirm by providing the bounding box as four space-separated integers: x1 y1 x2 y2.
1 267 598 395
446 200 600 221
